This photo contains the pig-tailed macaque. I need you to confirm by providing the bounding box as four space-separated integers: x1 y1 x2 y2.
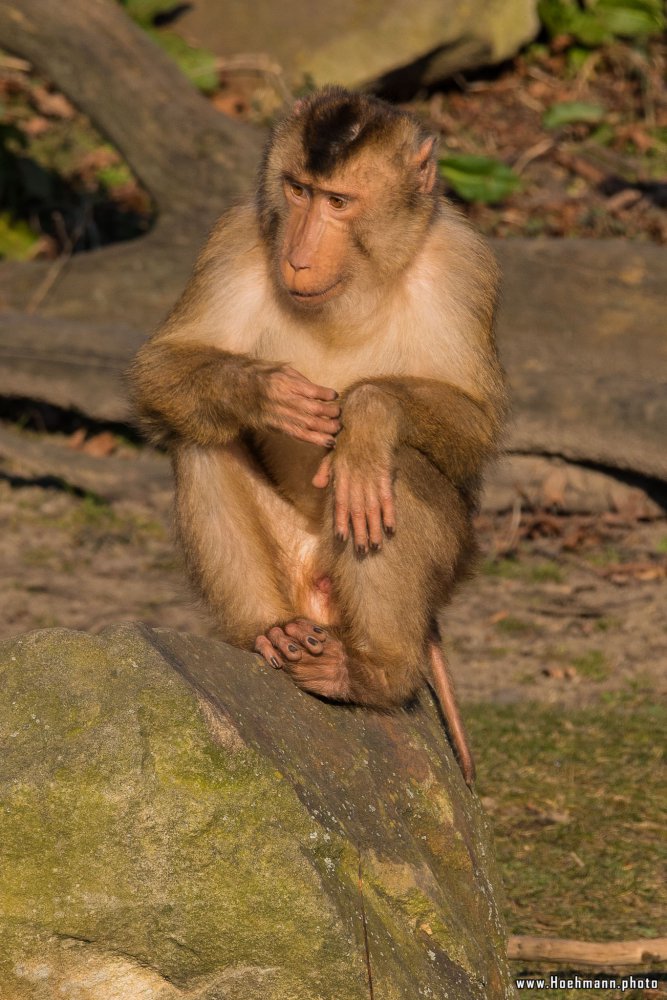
131 87 507 786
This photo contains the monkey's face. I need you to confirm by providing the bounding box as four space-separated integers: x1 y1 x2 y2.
277 172 364 308
258 89 440 312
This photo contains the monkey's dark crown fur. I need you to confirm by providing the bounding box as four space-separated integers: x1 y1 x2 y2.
298 86 424 176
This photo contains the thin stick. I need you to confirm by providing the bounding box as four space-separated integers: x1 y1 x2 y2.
26 212 83 314
508 935 667 967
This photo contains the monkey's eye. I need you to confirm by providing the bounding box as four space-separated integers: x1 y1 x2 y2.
328 195 348 210
289 182 306 199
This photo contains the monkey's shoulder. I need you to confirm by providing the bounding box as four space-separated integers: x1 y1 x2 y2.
428 204 499 289
197 202 263 270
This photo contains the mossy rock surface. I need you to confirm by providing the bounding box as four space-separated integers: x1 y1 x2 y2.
0 624 514 999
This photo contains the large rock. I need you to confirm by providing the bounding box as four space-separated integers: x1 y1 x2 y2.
175 0 539 90
0 624 514 1000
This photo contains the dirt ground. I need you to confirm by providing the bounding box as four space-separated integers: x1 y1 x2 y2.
2 471 665 708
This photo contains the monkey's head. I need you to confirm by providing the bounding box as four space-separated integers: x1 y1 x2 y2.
258 87 438 311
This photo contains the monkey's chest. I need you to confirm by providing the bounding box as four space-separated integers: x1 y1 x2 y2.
251 431 325 522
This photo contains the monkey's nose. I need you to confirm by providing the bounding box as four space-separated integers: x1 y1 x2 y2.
286 256 311 273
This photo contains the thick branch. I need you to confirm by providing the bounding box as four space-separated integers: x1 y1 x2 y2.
0 0 262 217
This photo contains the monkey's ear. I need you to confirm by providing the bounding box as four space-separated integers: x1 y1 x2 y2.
292 98 306 115
413 136 437 194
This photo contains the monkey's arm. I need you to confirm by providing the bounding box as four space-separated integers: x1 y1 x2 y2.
360 376 505 488
314 375 505 551
131 340 264 447
130 340 341 449
342 375 505 487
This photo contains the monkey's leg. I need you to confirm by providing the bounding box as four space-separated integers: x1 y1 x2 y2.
269 450 476 742
174 441 319 646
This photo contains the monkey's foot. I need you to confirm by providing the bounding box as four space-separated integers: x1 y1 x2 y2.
254 619 351 700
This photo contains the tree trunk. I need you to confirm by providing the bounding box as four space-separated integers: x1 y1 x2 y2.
0 0 262 220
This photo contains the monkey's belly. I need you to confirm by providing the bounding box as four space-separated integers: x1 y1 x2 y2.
253 431 326 523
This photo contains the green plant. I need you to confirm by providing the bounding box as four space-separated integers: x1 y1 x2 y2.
438 155 520 204
118 0 219 93
571 649 609 679
543 101 606 128
538 0 664 47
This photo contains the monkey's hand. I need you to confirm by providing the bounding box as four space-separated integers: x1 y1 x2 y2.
261 365 342 448
313 385 399 554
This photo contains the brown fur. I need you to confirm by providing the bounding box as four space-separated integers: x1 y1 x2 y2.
130 88 507 779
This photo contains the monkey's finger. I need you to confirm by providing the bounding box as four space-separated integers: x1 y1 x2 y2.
275 414 336 447
254 635 285 670
288 426 338 448
284 620 324 654
334 474 351 542
349 484 370 554
379 473 396 535
282 367 339 402
278 409 341 437
365 491 384 550
267 626 303 661
298 413 342 435
312 453 333 488
283 396 341 422
273 405 337 431
294 380 339 402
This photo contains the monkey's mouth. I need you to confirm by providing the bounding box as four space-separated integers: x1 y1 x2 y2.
288 279 342 306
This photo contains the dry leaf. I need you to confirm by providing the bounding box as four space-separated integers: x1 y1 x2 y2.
32 85 75 119
67 428 87 451
81 432 117 458
20 116 50 138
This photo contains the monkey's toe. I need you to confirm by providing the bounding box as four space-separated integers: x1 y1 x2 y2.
283 619 327 653
254 627 304 668
281 639 351 700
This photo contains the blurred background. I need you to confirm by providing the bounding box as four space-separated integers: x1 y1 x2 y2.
0 1 665 996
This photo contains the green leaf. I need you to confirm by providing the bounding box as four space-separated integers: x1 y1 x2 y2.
97 164 133 189
438 155 520 204
566 45 592 73
538 0 608 44
590 122 616 145
147 29 219 93
538 0 664 45
0 213 39 261
595 0 664 38
543 101 606 128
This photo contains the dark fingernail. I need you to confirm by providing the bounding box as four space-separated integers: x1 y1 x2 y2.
307 636 319 647
270 656 281 669
326 439 336 449
384 526 395 537
370 542 381 551
312 626 325 634
288 644 299 652
335 532 345 543
356 545 367 556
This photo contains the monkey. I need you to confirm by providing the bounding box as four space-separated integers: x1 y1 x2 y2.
130 86 507 787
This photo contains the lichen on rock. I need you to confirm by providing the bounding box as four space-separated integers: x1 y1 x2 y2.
0 623 514 999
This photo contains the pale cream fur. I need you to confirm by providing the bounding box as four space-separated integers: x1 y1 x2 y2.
163 201 498 528
163 205 494 398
